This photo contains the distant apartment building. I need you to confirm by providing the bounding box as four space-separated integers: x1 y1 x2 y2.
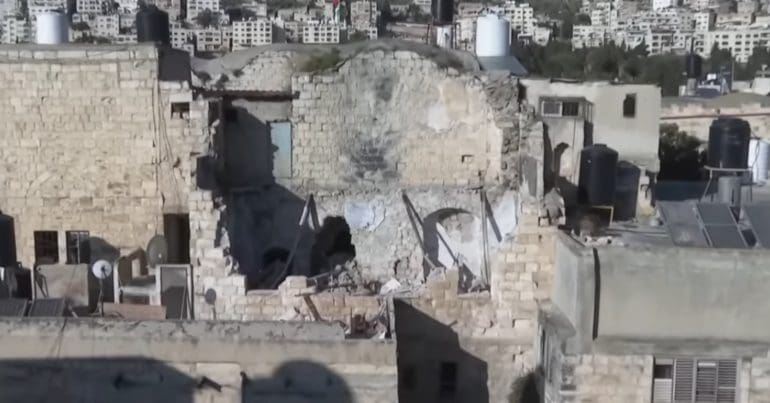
505 2 535 35
737 0 758 13
591 2 619 30
194 27 222 51
113 32 136 43
456 2 484 19
76 0 100 14
627 8 693 31
413 0 430 14
187 0 220 20
350 0 376 31
1 16 27 43
28 0 66 19
71 12 95 24
302 22 339 43
0 0 20 17
116 0 136 13
170 21 191 49
533 25 552 45
715 12 754 29
652 0 675 10
703 28 770 62
95 14 119 37
572 24 606 48
232 19 272 49
243 1 267 18
694 10 714 31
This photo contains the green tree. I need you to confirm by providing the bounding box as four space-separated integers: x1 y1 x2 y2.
706 43 733 74
741 46 770 79
575 13 591 25
195 9 218 27
406 4 429 23
658 123 704 181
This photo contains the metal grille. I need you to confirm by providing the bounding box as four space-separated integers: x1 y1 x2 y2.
27 298 65 317
717 360 738 403
695 361 717 402
668 358 737 403
0 299 27 317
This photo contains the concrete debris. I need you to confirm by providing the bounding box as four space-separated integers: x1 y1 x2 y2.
379 279 402 295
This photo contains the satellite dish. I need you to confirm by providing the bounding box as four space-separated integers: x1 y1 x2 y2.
146 235 168 267
204 288 217 305
91 260 113 280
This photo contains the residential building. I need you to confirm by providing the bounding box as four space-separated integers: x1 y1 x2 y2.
505 1 535 35
232 19 272 49
652 0 675 10
572 24 606 48
737 0 759 13
715 12 754 29
0 0 20 17
95 14 119 38
28 0 66 19
702 27 770 62
113 32 136 43
456 16 476 52
115 0 136 13
1 16 27 43
119 13 133 29
366 25 377 39
194 27 222 51
694 10 714 31
75 0 100 14
350 0 376 31
170 21 191 49
243 1 267 18
533 25 551 45
456 2 484 19
302 22 340 43
187 0 220 20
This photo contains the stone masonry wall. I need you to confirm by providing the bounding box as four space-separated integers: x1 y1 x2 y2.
0 318 397 403
0 44 208 265
289 50 503 188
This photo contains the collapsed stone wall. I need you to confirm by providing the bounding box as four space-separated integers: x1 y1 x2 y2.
189 44 559 402
0 45 207 264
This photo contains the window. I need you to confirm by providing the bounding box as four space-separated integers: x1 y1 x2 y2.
438 362 457 398
623 94 637 118
652 358 737 403
171 102 190 118
65 231 90 264
34 231 59 264
562 101 580 116
542 100 562 116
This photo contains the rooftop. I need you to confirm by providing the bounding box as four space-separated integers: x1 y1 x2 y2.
663 92 770 109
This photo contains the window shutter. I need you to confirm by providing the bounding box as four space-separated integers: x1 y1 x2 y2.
716 360 737 403
653 378 673 403
695 360 718 402
673 359 695 403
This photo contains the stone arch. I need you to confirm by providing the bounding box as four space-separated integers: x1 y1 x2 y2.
422 208 480 289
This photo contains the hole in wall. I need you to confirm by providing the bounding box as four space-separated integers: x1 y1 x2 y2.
310 216 356 277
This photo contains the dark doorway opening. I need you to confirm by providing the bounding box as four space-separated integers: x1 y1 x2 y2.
310 217 355 277
163 214 190 264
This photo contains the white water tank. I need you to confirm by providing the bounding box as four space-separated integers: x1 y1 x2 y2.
36 11 69 45
475 14 510 57
749 138 770 182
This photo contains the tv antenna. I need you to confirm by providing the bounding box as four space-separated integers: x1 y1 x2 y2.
92 260 113 316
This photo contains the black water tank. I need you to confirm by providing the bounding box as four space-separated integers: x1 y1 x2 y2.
685 54 702 79
708 118 750 169
578 144 619 206
431 0 453 24
136 5 170 45
0 213 17 268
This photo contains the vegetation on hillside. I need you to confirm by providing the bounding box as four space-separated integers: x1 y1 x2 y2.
514 41 770 96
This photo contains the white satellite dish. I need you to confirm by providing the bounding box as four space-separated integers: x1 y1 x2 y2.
91 260 113 280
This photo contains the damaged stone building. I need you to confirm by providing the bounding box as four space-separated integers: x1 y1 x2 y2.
0 39 696 403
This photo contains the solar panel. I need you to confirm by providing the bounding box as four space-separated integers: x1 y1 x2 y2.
703 224 748 249
658 202 710 247
695 203 747 248
27 298 66 317
745 204 770 248
696 203 737 225
658 201 699 224
0 299 27 317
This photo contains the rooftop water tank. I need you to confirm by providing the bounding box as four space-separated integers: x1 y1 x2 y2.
749 138 770 182
578 144 619 207
475 14 510 57
431 0 453 24
708 118 750 169
0 213 17 268
136 5 170 45
36 11 69 45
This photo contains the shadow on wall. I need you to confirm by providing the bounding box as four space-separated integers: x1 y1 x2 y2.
507 370 540 403
0 358 355 403
394 299 489 403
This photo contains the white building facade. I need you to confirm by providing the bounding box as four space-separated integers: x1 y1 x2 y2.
232 19 272 49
